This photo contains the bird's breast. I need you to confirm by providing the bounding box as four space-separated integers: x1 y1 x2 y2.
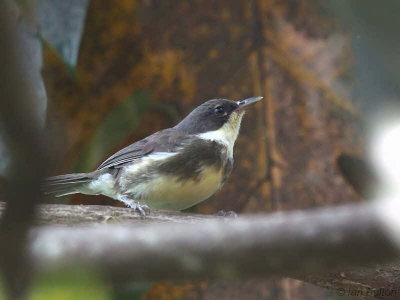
118 139 232 210
138 165 224 210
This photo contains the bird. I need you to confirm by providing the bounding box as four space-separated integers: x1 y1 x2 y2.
43 96 263 215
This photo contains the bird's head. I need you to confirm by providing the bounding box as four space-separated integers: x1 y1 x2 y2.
175 96 263 148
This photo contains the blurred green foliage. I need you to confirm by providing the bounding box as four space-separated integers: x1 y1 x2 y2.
0 269 111 300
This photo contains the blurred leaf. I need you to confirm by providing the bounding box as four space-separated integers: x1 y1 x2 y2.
37 0 90 68
337 154 382 199
74 91 151 172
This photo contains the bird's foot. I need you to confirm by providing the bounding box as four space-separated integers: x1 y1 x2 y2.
215 210 238 218
120 197 150 216
127 201 150 216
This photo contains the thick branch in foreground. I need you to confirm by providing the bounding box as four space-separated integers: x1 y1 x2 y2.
2 201 400 298
1 201 397 297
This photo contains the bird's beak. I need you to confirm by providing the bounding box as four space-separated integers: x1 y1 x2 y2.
236 96 263 110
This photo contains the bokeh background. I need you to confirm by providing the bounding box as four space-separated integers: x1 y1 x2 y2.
2 0 400 299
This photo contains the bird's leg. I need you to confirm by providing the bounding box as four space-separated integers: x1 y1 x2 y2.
119 196 150 216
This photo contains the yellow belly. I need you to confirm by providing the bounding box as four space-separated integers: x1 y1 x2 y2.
138 166 224 210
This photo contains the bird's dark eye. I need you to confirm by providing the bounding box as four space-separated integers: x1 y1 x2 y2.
214 105 224 115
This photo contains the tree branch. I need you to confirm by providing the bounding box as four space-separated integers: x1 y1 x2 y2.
1 201 399 298
0 202 215 226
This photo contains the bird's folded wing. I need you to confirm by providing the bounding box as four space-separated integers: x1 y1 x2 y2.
97 128 191 170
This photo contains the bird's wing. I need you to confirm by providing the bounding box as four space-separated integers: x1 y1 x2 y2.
97 128 191 170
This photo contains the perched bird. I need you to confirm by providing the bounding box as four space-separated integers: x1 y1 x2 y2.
44 96 263 215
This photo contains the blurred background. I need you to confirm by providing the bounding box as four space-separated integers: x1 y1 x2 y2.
1 0 399 299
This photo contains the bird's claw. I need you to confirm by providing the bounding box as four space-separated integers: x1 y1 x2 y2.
121 197 150 216
128 202 150 216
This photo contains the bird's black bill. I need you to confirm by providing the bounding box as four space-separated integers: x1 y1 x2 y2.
237 96 263 109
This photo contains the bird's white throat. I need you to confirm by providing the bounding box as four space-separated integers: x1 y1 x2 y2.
196 111 244 157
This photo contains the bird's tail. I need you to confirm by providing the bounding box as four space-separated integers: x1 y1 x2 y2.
42 172 96 197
